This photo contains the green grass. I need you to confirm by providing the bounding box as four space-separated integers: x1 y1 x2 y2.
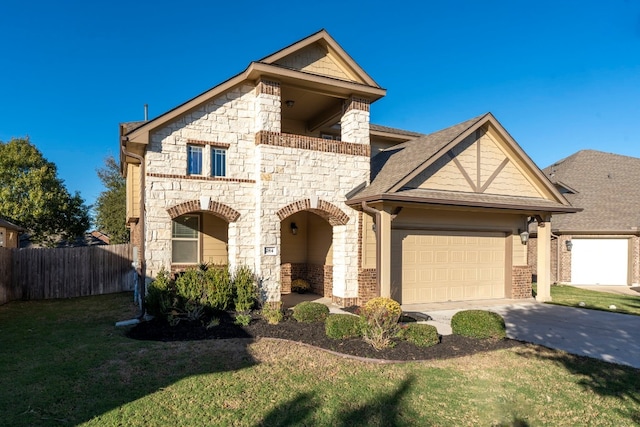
1 293 640 426
536 284 640 315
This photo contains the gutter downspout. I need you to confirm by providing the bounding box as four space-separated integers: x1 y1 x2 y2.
551 231 560 284
121 136 146 319
361 202 381 294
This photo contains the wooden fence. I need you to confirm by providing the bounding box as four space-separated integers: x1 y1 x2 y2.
0 244 133 305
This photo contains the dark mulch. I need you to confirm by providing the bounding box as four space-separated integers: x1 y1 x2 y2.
127 311 524 362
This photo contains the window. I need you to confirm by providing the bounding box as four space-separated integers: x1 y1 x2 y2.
187 145 203 175
172 215 199 264
211 148 226 177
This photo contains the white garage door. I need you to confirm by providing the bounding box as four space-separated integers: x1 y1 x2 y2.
392 230 505 304
571 239 629 285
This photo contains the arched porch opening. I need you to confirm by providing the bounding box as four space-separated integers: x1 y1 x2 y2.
280 211 333 297
167 199 239 272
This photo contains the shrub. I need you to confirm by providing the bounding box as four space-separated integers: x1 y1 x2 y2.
261 301 284 325
234 313 252 326
451 310 506 339
175 268 205 303
292 301 330 323
397 323 439 347
291 278 311 293
145 268 174 317
359 297 402 350
202 266 233 310
233 266 258 313
325 314 362 339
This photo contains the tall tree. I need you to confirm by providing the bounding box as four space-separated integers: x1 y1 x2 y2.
94 155 129 244
0 137 91 246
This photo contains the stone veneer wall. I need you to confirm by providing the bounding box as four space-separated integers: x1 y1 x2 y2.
143 83 262 278
511 265 533 299
357 212 379 305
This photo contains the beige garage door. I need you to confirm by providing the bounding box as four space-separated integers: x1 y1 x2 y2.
392 230 506 304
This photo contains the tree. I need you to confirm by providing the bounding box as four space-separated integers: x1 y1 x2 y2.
0 137 91 246
94 155 129 244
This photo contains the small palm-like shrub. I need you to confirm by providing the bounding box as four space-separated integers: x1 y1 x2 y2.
291 278 310 293
397 323 439 347
359 297 402 350
261 301 284 325
292 301 330 323
325 314 362 339
451 310 506 339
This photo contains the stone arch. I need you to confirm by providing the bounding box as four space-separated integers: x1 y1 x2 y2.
276 199 349 226
166 199 240 222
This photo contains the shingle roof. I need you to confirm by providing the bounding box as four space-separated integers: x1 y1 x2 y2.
369 124 424 138
355 114 488 198
0 218 25 232
543 150 640 232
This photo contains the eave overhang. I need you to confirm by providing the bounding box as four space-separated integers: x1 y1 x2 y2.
347 192 581 215
123 62 386 147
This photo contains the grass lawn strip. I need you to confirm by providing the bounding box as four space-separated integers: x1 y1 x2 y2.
541 284 640 316
0 293 639 426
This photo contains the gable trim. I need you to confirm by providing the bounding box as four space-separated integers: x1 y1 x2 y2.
258 29 380 88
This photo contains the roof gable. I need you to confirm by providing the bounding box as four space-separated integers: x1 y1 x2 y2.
351 113 572 211
406 124 547 199
259 29 380 87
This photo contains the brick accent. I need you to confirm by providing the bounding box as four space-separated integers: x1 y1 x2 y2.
512 265 533 299
256 79 281 96
186 139 231 148
147 172 255 184
276 199 350 226
280 263 331 297
256 131 370 157
345 97 371 112
166 200 241 222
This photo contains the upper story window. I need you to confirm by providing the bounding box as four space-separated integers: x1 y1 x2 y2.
187 145 203 175
212 148 227 177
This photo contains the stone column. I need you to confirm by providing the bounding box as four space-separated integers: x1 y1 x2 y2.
255 79 281 133
341 97 370 145
536 217 552 302
331 224 347 298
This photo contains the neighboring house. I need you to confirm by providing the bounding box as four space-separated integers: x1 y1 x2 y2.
120 30 577 306
529 150 640 286
0 218 24 248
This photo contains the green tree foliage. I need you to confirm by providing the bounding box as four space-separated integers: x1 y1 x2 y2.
94 155 128 243
0 137 91 246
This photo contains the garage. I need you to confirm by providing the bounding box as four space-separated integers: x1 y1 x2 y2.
391 230 506 304
571 238 629 285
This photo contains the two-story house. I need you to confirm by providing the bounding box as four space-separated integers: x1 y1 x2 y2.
120 30 576 306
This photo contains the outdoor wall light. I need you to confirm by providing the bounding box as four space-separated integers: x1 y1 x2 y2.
519 230 529 245
565 240 573 251
285 100 295 108
290 222 298 235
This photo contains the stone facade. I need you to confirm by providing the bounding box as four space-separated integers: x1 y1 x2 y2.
141 77 370 304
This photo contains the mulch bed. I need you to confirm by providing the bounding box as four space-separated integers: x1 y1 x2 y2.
127 311 524 362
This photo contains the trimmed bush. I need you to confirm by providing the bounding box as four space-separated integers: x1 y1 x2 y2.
451 310 506 339
397 323 439 347
325 314 362 339
145 268 174 317
292 301 330 323
202 266 233 310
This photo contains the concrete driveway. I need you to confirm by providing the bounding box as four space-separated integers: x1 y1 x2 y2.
409 301 640 369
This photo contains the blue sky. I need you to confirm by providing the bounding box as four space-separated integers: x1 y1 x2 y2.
1 1 639 214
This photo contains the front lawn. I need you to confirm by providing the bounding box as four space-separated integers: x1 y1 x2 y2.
1 293 639 426
539 284 640 316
